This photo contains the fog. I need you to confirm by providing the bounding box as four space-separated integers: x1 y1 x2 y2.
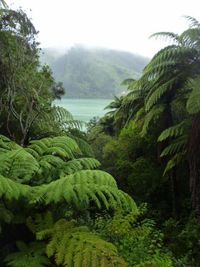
7 0 200 57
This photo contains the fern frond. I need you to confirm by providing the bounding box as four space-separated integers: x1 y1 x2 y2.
28 136 80 159
5 241 50 267
69 135 94 157
158 121 187 141
145 77 178 111
0 135 21 153
143 45 195 75
160 136 187 157
163 152 186 175
141 105 165 136
184 15 200 28
37 219 127 267
186 77 200 114
0 175 30 201
33 170 137 211
150 31 180 43
0 149 39 183
62 158 101 175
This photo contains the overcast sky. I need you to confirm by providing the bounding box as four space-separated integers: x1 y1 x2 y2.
6 0 200 57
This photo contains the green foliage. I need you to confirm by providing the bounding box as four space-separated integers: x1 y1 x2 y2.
37 219 127 267
5 242 50 267
186 77 200 114
0 149 39 183
94 210 173 267
0 174 29 201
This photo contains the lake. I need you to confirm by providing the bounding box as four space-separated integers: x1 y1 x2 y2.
54 98 112 122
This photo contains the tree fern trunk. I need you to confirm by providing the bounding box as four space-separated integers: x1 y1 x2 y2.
188 113 200 220
160 104 181 217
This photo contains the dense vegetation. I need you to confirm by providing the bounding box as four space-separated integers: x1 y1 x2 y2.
1 1 200 266
41 46 149 98
88 16 200 266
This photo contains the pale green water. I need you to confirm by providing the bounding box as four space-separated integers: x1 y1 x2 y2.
54 98 111 122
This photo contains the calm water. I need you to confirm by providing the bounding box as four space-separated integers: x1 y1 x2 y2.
54 98 111 122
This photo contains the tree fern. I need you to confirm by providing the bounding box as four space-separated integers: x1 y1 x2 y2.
37 219 127 267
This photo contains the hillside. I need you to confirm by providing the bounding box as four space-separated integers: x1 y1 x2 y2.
40 46 149 98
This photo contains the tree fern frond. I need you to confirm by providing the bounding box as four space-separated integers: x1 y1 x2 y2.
150 31 180 44
33 170 137 211
0 175 30 200
0 135 21 152
186 77 200 114
53 105 74 122
37 219 127 267
69 135 94 157
163 152 186 175
145 77 178 111
160 136 187 157
143 45 195 75
5 241 50 267
141 105 165 136
26 211 54 234
184 15 200 28
0 149 39 183
62 158 101 175
180 28 200 48
28 136 80 159
158 121 187 141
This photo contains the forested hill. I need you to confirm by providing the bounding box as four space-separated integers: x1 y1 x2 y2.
40 46 149 98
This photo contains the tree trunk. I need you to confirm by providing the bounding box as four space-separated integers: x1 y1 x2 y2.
188 113 200 221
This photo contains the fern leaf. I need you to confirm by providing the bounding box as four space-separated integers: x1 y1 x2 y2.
0 149 39 183
163 152 186 175
0 175 30 201
5 241 50 267
186 77 200 114
62 158 101 175
33 170 137 211
158 121 186 141
160 136 187 157
141 105 165 136
145 77 178 111
37 219 127 267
